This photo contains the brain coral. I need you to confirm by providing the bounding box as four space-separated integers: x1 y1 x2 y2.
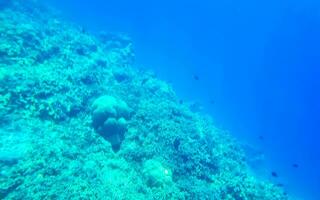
92 95 131 152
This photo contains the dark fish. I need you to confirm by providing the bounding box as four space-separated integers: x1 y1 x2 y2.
141 78 148 85
179 100 184 104
193 75 199 81
81 27 87 34
292 163 299 168
276 183 284 187
209 100 215 104
271 171 278 177
173 138 180 150
258 135 264 140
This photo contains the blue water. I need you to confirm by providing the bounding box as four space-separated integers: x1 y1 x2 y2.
47 0 320 199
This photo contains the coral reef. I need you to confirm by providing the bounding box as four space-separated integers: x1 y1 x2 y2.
143 159 173 187
0 1 289 199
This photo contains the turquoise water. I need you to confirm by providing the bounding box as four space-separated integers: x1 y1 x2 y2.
1 0 319 199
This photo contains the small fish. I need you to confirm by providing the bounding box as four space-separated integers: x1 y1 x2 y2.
81 27 87 34
292 163 299 168
258 135 264 140
193 75 199 81
209 100 215 104
271 171 278 177
179 100 184 104
141 78 148 85
173 138 180 150
276 183 284 187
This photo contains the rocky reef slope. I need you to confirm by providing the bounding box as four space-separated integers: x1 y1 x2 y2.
0 1 288 199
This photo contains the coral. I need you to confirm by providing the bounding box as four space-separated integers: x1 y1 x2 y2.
92 95 131 152
142 159 173 187
0 1 290 199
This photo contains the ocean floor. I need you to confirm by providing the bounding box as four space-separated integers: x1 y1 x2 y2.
0 1 289 199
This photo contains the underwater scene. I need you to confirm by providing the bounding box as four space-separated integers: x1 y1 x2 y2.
1 0 320 199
